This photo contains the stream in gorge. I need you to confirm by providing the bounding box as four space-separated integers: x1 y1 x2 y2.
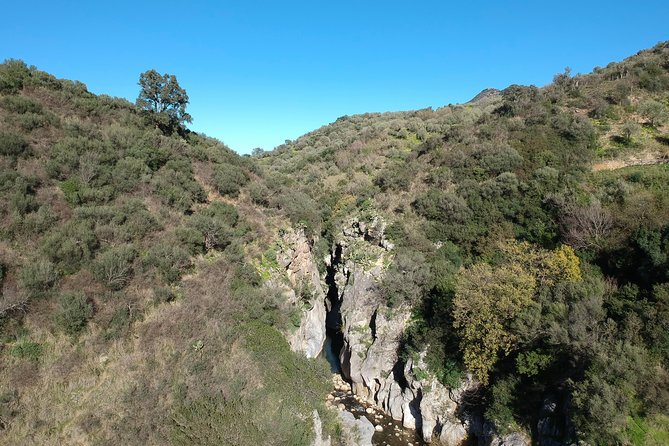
322 340 427 446
319 241 428 445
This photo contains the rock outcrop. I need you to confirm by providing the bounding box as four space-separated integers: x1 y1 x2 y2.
282 219 533 445
337 411 375 446
275 228 327 358
311 410 332 446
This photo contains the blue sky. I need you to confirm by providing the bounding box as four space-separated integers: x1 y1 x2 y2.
2 1 668 154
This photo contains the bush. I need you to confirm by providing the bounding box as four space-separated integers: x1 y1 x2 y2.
0 59 31 93
1 95 42 114
212 163 249 197
91 245 137 290
42 220 98 274
18 259 59 293
54 292 93 336
9 340 43 361
185 202 239 252
145 242 192 283
379 249 432 307
0 132 30 158
60 178 82 205
248 182 270 206
112 157 150 192
152 159 206 212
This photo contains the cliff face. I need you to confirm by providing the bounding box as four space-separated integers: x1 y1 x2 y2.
275 228 328 359
279 218 542 445
276 218 469 444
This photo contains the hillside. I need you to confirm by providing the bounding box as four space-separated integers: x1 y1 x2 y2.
0 42 668 446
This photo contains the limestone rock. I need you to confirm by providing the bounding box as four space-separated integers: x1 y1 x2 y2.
277 228 327 358
439 420 468 445
338 411 375 446
311 410 331 446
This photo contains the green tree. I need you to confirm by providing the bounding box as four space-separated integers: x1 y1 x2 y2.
136 69 192 132
453 262 536 384
639 99 669 128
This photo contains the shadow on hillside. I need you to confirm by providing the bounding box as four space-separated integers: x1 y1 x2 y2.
655 135 669 146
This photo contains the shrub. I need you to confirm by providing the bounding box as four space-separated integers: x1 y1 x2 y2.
9 191 39 215
91 245 137 290
485 376 520 435
60 178 82 205
46 136 115 180
276 189 322 236
107 200 160 242
54 292 93 336
9 340 43 361
103 305 131 341
1 95 42 114
212 163 249 197
185 202 239 252
42 220 98 274
145 242 192 283
18 259 59 293
379 249 432 307
152 159 206 212
113 157 150 192
0 59 31 93
0 132 30 158
248 182 270 206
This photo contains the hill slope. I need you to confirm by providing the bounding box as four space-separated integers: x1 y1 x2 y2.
0 41 668 446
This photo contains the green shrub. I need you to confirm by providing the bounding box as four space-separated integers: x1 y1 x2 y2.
9 340 43 361
145 242 192 283
212 163 249 197
185 202 239 252
152 159 206 212
16 112 52 131
18 259 59 293
485 376 520 435
42 220 98 274
153 286 177 304
103 305 131 341
1 95 42 114
248 182 270 206
0 59 31 93
47 136 116 181
0 132 30 158
9 191 39 215
54 292 93 336
59 178 82 205
113 157 150 192
91 245 137 290
379 249 432 307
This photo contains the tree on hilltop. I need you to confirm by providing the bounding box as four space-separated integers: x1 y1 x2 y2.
136 69 191 133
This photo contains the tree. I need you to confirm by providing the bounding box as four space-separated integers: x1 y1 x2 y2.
136 69 192 132
453 262 536 384
638 99 668 128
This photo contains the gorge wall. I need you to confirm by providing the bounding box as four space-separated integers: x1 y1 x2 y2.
276 220 547 446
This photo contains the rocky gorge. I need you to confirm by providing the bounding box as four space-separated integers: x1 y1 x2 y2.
271 217 559 446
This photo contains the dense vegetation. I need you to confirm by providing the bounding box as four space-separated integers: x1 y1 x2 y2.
1 40 669 445
256 42 669 444
0 60 331 445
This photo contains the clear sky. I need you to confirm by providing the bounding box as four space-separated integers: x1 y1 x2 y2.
2 1 668 154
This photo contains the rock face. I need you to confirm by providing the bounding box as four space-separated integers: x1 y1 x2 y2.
337 411 375 446
311 410 331 446
282 219 533 444
329 218 408 405
276 228 327 358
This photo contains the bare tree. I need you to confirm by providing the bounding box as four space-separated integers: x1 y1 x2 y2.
561 202 613 250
